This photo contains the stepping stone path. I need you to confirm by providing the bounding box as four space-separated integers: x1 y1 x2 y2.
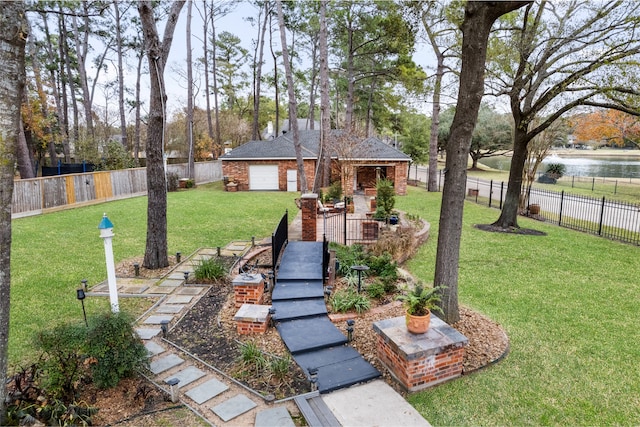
91 247 299 426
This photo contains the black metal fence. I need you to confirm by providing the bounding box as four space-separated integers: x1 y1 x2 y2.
272 210 288 276
465 177 640 245
322 210 383 246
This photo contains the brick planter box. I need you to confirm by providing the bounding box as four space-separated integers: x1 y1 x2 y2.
232 273 265 308
373 315 468 392
233 304 271 335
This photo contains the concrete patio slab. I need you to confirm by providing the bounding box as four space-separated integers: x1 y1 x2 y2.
164 366 206 388
143 315 173 325
155 305 185 314
211 394 257 422
135 328 161 340
178 287 206 295
185 378 229 404
144 341 165 356
167 295 193 304
150 354 184 374
255 406 295 427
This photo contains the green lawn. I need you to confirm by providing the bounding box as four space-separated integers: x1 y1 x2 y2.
397 186 640 425
9 182 640 425
9 182 297 366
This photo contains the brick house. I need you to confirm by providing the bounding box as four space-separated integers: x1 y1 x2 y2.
220 130 411 195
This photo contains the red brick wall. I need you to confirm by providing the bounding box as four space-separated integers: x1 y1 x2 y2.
233 282 265 308
300 194 318 241
376 335 465 392
236 318 270 335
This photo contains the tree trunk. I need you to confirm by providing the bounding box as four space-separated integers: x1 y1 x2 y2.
138 0 185 270
428 61 443 192
202 2 214 144
16 119 35 179
0 3 26 423
252 2 269 141
186 0 195 180
277 0 308 192
211 14 222 157
71 5 95 141
319 0 331 189
492 127 529 228
434 1 528 324
114 0 128 151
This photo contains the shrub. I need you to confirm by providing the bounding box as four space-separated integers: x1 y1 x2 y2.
34 323 88 401
366 281 387 299
269 356 292 382
327 181 343 201
238 341 268 373
545 162 566 179
375 178 395 219
194 256 227 281
86 312 148 389
330 289 371 313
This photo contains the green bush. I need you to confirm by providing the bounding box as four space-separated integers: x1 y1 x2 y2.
375 178 395 219
194 256 227 281
35 323 88 401
86 312 148 389
327 181 343 201
269 356 292 382
366 281 387 299
330 289 371 313
545 162 566 179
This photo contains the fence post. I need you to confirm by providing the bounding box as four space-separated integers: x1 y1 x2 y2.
499 182 504 210
343 196 347 245
592 177 595 192
572 176 575 188
598 196 606 236
614 180 618 194
489 180 493 208
559 190 564 226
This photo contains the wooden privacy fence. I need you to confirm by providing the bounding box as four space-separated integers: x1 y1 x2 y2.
12 161 222 219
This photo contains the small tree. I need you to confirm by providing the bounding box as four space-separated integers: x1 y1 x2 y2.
374 178 395 220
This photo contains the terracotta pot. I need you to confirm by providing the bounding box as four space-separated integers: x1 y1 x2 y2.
406 310 431 334
529 204 540 215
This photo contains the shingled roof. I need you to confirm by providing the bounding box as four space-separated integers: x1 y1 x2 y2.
220 130 410 162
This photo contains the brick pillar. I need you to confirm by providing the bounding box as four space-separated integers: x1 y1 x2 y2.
301 193 318 242
232 273 265 308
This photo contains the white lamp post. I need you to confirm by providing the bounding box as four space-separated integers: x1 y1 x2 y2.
98 213 119 313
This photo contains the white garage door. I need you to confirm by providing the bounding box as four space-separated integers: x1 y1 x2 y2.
249 165 279 190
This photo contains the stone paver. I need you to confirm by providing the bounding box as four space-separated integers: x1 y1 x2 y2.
178 287 206 295
185 378 229 404
211 394 257 422
164 366 206 388
150 354 184 374
158 278 183 287
135 328 161 339
255 406 295 427
119 285 149 294
168 271 190 280
156 305 185 314
144 315 173 325
144 341 165 356
147 287 175 294
166 295 193 304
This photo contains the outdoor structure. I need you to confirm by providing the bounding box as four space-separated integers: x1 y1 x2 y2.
373 315 468 392
220 130 410 195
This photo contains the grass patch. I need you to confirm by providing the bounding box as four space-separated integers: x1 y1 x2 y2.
9 182 640 424
397 186 640 425
9 182 295 367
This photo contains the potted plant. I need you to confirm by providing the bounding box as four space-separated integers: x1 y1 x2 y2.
398 284 444 334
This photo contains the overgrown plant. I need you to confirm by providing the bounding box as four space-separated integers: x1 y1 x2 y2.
330 289 371 313
86 312 148 389
194 257 227 282
375 178 395 220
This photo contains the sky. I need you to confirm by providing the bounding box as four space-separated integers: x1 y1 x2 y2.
155 1 438 117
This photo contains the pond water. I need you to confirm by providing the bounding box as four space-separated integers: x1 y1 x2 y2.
478 153 640 178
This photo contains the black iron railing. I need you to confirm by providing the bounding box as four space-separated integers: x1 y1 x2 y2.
272 210 288 276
